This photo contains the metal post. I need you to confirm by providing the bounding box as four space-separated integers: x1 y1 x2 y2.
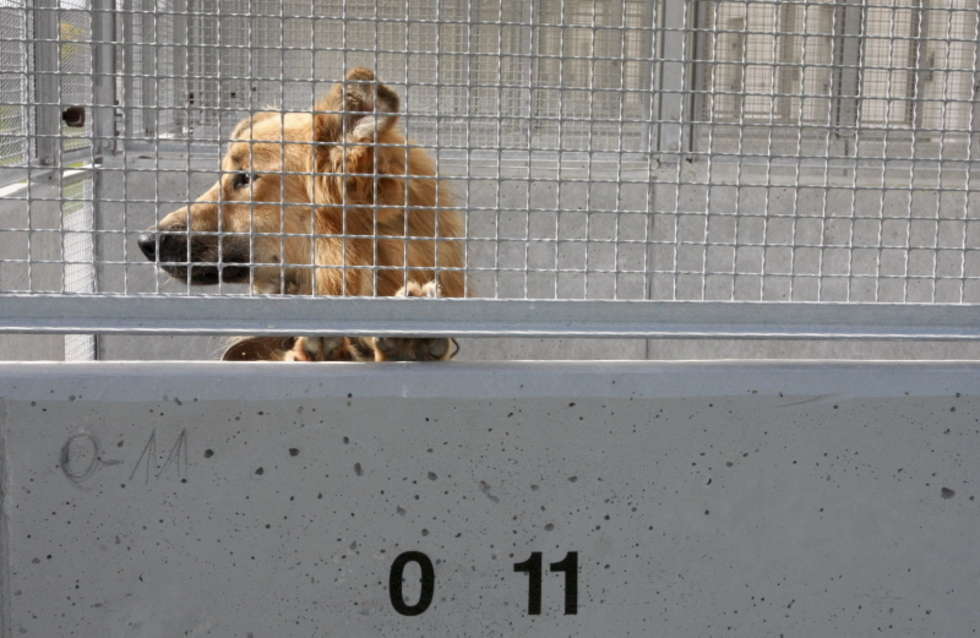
972 13 980 160
833 0 863 154
89 0 116 360
122 0 136 142
32 0 59 168
655 0 691 159
90 0 115 159
172 0 187 133
141 0 157 137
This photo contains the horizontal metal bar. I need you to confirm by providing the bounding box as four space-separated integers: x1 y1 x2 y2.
0 295 978 340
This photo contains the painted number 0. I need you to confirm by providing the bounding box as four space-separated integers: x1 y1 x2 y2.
513 551 579 615
388 551 435 616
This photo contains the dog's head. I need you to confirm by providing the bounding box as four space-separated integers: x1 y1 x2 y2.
137 67 403 293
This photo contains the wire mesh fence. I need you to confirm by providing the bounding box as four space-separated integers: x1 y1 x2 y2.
0 0 979 340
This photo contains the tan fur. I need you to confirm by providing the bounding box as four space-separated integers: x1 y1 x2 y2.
142 69 464 361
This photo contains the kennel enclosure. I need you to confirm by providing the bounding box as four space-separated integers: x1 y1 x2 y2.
2 1 980 636
0 0 979 358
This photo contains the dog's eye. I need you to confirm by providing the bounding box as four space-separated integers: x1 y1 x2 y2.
232 172 254 189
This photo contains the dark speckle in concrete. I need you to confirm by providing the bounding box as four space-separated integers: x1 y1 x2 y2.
479 480 500 503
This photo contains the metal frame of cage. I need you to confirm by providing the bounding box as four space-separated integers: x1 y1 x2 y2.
1 0 979 342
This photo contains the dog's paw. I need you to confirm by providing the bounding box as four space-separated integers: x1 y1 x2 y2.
370 335 458 361
397 279 441 299
286 336 348 362
369 279 458 361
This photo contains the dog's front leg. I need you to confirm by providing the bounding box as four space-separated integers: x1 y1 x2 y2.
287 336 349 361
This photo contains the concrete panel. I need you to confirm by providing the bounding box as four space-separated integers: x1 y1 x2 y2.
0 180 69 295
0 334 63 361
98 335 226 362
2 361 979 636
644 337 980 360
650 163 980 305
0 178 72 361
459 337 647 361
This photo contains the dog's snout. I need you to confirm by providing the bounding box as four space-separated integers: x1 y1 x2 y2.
137 232 158 260
138 230 188 263
139 225 251 285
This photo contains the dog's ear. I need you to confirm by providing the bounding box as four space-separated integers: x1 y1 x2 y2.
314 68 400 144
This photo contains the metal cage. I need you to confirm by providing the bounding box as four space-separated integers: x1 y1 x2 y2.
1 0 979 351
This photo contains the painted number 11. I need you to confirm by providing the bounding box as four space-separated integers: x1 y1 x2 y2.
513 551 579 615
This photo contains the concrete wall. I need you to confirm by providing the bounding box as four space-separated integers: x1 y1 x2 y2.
2 361 979 636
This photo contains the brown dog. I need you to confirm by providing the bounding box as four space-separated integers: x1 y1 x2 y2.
137 68 463 361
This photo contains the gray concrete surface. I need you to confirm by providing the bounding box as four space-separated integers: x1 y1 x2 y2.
2 361 979 636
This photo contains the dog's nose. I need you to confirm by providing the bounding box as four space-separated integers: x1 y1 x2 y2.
137 232 158 260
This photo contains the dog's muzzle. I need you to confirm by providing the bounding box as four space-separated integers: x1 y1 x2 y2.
137 229 250 285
